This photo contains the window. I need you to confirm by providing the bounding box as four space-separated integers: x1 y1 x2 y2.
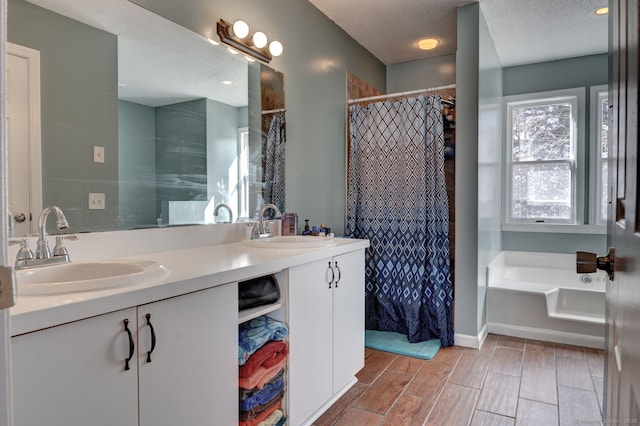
590 85 609 226
504 88 586 227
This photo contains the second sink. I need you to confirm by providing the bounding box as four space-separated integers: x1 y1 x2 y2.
243 235 337 249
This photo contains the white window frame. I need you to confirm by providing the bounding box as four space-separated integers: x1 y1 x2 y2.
589 85 609 227
502 87 586 231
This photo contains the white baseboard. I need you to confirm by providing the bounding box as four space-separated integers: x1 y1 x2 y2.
454 324 488 349
487 322 604 349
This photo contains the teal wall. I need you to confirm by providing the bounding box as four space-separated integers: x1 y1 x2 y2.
8 0 119 232
130 0 387 235
454 3 482 339
118 100 157 228
476 5 503 337
386 54 456 92
502 54 608 254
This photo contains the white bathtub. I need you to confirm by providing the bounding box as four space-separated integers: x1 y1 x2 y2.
487 251 606 349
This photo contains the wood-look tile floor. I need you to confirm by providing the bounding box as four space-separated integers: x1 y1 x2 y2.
314 334 604 426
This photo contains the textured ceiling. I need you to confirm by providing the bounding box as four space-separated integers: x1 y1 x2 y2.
310 0 609 66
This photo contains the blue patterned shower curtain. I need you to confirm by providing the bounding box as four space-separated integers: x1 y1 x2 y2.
346 95 454 346
263 114 286 214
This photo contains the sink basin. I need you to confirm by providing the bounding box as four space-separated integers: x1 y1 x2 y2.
17 259 169 295
242 235 337 249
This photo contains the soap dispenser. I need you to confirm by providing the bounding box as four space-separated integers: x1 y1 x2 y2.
302 219 312 236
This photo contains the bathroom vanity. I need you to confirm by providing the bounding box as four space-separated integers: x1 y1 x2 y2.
9 227 368 426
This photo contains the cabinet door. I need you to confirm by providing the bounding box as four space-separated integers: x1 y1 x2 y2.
288 259 333 425
138 284 238 426
332 250 365 393
12 308 139 426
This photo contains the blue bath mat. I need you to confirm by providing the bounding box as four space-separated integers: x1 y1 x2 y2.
365 330 441 360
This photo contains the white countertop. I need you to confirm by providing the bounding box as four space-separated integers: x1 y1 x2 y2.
10 237 369 336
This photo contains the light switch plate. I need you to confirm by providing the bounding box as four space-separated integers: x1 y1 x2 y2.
88 193 106 209
93 146 105 163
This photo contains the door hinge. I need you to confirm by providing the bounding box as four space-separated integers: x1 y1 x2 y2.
0 266 17 309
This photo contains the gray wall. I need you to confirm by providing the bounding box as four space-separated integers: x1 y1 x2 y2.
118 100 157 228
502 54 608 254
8 0 119 232
476 6 503 336
454 2 502 341
130 0 387 235
206 99 242 206
386 54 456 92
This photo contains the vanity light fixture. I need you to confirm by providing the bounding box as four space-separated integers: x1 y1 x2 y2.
217 19 283 63
418 38 439 50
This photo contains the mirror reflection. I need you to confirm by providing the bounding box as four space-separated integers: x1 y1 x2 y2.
6 0 285 237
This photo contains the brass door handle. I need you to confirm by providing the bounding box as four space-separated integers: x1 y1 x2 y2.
576 248 615 281
13 212 26 223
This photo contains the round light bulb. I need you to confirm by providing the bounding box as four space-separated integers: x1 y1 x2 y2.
232 20 250 38
253 31 268 48
269 41 283 57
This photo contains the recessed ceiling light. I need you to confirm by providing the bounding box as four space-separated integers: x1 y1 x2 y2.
222 80 233 85
594 6 608 15
418 38 439 50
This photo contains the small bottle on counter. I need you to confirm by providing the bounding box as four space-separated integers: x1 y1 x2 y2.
281 213 298 236
302 219 312 235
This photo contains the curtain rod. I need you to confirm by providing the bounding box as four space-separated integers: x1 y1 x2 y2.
262 108 286 115
347 84 456 104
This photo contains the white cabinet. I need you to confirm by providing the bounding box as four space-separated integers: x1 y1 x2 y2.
12 307 139 426
11 284 238 426
331 250 365 393
288 250 365 425
137 284 238 426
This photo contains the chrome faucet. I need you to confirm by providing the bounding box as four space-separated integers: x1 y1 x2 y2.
37 205 69 259
213 203 233 223
13 206 75 269
251 204 282 239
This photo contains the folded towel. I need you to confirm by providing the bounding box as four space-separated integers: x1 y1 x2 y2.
239 341 288 378
239 316 288 366
257 409 283 426
240 369 285 401
239 391 284 424
239 357 287 390
239 376 284 412
239 402 281 426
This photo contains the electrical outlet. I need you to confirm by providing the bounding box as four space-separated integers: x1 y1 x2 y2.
88 193 106 210
93 146 105 163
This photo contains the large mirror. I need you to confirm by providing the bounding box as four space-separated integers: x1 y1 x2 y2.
6 0 285 236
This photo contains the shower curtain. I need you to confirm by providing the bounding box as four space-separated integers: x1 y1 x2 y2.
346 95 454 346
263 113 286 214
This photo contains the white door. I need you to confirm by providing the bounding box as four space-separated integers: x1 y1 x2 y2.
606 0 640 421
137 284 238 426
288 259 333 425
6 42 41 237
332 250 365 394
11 308 139 426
